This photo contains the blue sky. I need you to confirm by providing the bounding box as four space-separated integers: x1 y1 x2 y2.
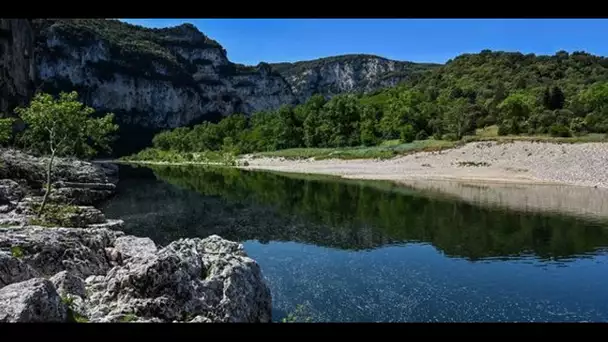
121 19 608 66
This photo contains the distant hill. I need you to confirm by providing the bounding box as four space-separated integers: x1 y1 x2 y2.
270 54 440 103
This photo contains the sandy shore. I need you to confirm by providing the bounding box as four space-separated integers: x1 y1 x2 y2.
240 141 608 189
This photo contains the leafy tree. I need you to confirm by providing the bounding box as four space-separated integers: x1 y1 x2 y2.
0 118 14 145
497 92 535 135
15 92 118 216
443 98 476 139
359 104 379 146
399 124 415 143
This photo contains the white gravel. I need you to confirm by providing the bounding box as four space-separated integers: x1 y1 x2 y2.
240 141 608 189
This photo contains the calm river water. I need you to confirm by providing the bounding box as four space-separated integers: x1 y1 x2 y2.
101 164 608 322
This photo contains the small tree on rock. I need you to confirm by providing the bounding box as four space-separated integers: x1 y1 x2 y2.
14 91 118 217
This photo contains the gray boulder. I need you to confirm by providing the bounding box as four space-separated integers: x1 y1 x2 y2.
113 236 158 261
0 179 24 205
0 149 118 205
50 271 86 298
0 252 40 287
84 235 272 323
0 278 67 322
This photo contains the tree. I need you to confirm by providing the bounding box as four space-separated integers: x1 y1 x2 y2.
549 86 565 110
0 118 14 145
15 91 118 216
497 92 535 135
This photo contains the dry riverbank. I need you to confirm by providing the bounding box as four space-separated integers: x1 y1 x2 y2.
240 141 608 189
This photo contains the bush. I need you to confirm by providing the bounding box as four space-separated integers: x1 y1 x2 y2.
497 124 510 136
442 133 459 141
549 124 572 137
415 130 428 141
399 124 416 143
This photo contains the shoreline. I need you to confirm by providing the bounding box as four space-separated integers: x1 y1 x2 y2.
238 141 608 190
116 140 608 190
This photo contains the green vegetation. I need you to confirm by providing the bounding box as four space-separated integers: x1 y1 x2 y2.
14 91 118 216
134 50 608 162
10 246 24 258
281 304 313 323
28 203 82 228
119 313 138 323
0 118 14 145
62 295 89 323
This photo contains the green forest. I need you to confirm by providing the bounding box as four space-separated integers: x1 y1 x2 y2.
128 50 608 162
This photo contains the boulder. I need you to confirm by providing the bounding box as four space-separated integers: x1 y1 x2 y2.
50 271 86 298
0 149 118 205
83 235 272 323
0 252 40 287
113 236 158 261
0 278 67 322
0 179 24 205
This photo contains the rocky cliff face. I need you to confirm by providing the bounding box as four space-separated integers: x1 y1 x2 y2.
32 19 297 154
29 19 437 155
0 19 35 115
270 54 440 103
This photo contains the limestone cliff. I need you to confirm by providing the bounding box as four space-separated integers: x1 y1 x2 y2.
0 19 35 115
29 19 437 155
270 54 440 103
33 19 297 154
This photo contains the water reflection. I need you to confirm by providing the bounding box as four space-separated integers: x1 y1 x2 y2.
103 164 608 262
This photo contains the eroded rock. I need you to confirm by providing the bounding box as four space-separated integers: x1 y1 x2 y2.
0 278 67 322
113 236 157 261
84 235 272 323
50 271 86 298
0 252 40 287
0 226 122 278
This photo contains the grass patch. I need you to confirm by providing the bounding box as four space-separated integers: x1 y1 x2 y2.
466 127 607 144
119 313 138 322
62 295 89 323
28 203 81 228
252 139 460 160
119 148 237 166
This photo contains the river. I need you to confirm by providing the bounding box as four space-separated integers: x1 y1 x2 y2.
100 164 608 322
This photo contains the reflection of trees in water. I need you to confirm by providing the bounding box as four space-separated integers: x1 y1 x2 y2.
105 164 608 261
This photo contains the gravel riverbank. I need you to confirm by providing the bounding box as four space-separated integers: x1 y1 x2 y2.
240 141 608 189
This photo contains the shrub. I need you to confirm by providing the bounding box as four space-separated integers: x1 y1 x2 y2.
549 124 572 137
399 124 416 143
442 133 459 141
415 130 428 141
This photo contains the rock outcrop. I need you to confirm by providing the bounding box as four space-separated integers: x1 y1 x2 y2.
0 149 272 323
0 225 272 323
0 277 67 322
270 54 440 103
0 148 117 205
85 235 271 323
0 19 36 115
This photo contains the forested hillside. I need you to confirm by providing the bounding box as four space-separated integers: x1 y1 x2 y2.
126 49 608 160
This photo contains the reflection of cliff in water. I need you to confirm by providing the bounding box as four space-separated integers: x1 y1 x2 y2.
102 164 608 261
